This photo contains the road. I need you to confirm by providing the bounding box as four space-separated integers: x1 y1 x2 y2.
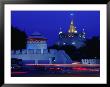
11 64 100 77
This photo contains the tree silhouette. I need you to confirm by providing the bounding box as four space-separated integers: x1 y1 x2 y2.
48 45 78 60
78 36 100 59
48 36 100 60
11 26 27 50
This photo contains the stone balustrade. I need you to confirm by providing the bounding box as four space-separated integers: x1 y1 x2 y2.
81 59 100 64
11 49 49 54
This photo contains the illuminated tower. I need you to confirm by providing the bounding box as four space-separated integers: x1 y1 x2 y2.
68 20 77 34
57 14 86 48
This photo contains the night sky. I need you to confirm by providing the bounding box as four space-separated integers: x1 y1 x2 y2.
11 11 100 46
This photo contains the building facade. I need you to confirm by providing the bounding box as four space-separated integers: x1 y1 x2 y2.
11 32 73 64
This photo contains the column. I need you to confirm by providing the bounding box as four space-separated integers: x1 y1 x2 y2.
35 60 38 64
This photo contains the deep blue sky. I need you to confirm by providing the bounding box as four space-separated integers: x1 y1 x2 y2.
11 11 100 46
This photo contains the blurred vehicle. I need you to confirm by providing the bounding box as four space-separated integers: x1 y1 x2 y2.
11 58 23 71
11 64 22 70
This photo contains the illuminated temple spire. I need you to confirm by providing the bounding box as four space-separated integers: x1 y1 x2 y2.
68 20 77 33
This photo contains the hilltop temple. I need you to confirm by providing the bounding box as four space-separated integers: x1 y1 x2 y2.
57 20 86 48
11 32 73 64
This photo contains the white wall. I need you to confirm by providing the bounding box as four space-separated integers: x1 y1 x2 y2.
27 43 47 50
11 49 73 64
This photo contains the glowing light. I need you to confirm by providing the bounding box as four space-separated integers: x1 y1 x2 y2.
59 27 63 34
59 31 62 34
63 43 66 45
72 67 88 71
11 72 28 74
72 42 75 45
83 32 85 34
25 63 99 66
68 35 71 37
70 13 74 16
72 62 80 64
68 30 70 33
74 31 77 33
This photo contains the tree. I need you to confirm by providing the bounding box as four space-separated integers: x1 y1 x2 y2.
48 44 78 60
11 26 27 50
78 36 100 59
48 36 100 60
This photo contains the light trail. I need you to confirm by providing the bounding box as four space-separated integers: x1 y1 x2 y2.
25 64 100 67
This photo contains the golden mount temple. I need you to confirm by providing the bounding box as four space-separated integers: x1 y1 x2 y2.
57 19 86 48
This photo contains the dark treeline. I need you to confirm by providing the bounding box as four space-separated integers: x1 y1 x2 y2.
48 36 100 60
11 26 27 50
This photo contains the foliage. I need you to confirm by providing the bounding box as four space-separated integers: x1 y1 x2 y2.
11 26 27 50
48 36 100 60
